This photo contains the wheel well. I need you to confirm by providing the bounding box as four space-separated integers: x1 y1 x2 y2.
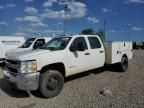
122 54 128 59
40 63 66 77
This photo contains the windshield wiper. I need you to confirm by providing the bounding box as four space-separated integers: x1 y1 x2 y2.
47 47 58 50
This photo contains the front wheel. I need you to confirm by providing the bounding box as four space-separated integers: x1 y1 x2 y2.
118 56 128 72
39 70 64 98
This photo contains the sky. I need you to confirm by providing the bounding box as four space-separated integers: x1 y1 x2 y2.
0 0 144 41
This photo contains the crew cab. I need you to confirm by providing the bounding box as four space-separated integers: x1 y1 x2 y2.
4 35 133 98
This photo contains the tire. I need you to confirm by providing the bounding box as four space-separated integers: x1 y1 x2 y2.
39 70 64 98
118 56 128 72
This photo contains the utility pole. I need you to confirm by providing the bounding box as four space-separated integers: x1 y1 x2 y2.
125 24 131 40
103 19 106 41
58 0 74 35
64 2 68 35
0 24 7 35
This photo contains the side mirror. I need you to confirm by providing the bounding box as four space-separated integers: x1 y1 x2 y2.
70 45 77 52
33 43 39 49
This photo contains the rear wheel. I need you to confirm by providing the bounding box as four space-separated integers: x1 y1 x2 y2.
39 70 64 98
118 56 128 72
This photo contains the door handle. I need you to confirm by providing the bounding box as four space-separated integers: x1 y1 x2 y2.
85 53 90 55
100 51 104 53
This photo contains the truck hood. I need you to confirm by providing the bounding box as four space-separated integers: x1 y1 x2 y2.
6 49 50 61
7 48 32 54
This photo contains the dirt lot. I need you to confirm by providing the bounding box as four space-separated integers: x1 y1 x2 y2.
0 50 144 108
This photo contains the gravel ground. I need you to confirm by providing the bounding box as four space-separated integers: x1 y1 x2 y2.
0 50 144 108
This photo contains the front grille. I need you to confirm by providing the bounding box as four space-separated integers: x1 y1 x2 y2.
5 59 19 76
6 59 18 65
7 67 17 73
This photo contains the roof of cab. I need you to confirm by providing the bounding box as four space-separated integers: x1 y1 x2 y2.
29 37 52 39
60 34 99 38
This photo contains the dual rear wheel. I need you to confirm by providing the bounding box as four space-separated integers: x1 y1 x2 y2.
118 56 128 72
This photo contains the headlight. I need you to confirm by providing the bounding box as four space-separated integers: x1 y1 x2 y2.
20 60 37 73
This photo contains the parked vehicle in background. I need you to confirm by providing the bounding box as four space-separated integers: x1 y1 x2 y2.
4 35 133 98
133 41 144 49
6 37 52 54
133 42 137 49
142 42 144 49
0 36 25 63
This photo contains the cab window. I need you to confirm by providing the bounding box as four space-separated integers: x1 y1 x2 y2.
88 37 101 49
20 38 35 48
33 39 45 49
70 37 88 51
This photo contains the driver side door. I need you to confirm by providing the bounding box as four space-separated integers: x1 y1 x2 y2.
66 37 91 75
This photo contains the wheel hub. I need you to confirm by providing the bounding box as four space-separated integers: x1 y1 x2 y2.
47 77 58 90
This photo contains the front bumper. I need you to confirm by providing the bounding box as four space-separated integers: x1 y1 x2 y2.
4 69 40 91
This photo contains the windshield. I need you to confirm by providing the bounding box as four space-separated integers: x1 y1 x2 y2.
40 37 71 51
20 38 36 48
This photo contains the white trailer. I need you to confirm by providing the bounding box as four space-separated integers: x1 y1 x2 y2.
0 36 25 62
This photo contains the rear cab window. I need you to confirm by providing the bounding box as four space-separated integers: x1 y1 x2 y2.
88 37 101 49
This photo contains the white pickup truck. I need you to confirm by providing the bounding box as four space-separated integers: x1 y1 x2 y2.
4 35 132 98
6 37 52 54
